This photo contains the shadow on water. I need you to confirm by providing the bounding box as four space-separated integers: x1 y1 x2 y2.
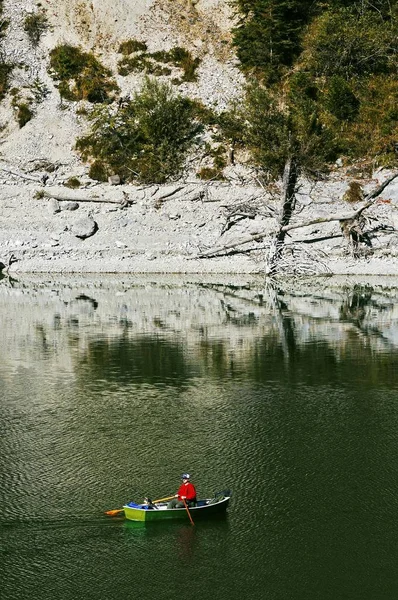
123 514 230 560
76 336 194 387
123 511 229 534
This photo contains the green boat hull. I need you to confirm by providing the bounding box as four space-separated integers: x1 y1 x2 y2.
123 496 230 522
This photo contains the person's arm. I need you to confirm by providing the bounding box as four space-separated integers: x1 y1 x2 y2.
185 483 196 501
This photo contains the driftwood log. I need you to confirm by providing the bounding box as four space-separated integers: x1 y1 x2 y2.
41 189 132 207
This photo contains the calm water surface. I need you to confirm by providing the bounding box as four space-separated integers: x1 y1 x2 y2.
1 276 398 600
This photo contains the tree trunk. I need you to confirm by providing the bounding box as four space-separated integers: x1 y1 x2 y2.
266 157 298 275
194 172 398 262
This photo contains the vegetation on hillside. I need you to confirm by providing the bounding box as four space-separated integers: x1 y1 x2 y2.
0 0 396 186
0 0 13 100
229 0 398 178
23 10 49 46
117 40 201 83
76 78 204 184
49 44 118 103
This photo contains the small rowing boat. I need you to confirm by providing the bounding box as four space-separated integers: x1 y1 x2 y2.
123 490 231 522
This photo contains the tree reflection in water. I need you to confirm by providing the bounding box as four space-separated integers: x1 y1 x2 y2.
61 280 398 392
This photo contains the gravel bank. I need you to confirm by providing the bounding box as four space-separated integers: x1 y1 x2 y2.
1 1 398 277
1 172 398 276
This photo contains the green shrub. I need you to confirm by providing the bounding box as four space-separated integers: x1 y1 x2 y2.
118 39 147 54
24 11 48 46
30 77 50 103
117 54 171 76
340 75 398 161
167 47 200 82
117 45 200 82
302 9 397 79
149 50 170 63
325 76 360 121
88 161 108 182
15 102 34 127
49 44 118 102
77 78 203 184
64 177 81 188
50 44 87 80
0 61 13 100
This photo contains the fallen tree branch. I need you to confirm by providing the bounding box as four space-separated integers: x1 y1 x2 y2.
194 172 398 259
156 186 185 201
1 166 43 183
40 189 131 206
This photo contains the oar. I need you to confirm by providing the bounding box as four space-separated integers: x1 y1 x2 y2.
182 498 195 526
105 495 175 516
152 495 175 504
105 508 124 516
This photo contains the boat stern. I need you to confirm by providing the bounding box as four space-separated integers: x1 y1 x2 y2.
123 503 147 521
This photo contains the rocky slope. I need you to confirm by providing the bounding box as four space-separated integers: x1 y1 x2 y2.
1 0 398 276
1 0 243 168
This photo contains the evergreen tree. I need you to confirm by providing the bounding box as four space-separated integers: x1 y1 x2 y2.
243 75 336 180
232 0 314 75
230 0 398 172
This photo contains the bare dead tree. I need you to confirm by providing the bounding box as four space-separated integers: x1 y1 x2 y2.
194 172 398 274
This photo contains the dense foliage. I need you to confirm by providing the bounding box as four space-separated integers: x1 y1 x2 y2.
232 0 315 78
230 0 398 176
76 78 203 184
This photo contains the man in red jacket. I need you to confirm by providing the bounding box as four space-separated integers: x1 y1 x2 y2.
167 473 197 509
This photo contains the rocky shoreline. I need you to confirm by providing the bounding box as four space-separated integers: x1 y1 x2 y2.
1 168 398 277
1 2 398 278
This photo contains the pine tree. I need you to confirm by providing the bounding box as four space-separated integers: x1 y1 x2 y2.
232 0 315 75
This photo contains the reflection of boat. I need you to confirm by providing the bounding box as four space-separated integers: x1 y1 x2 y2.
123 492 231 522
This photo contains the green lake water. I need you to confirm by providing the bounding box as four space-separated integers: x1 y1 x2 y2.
1 275 398 600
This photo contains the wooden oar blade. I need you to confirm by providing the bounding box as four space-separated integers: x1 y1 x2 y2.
105 508 124 516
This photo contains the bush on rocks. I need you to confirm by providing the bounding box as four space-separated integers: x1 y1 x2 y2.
0 1 12 100
49 44 118 103
23 11 49 47
76 78 203 184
